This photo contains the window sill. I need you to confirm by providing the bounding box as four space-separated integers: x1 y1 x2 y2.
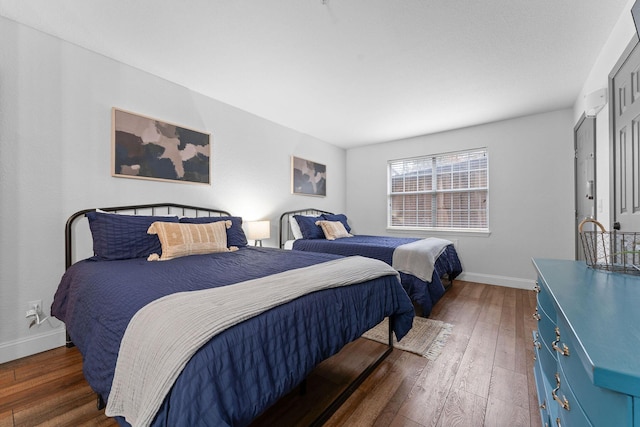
386 226 491 237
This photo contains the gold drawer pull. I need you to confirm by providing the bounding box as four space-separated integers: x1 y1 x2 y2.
555 417 561 427
552 373 570 411
551 327 570 356
533 308 541 321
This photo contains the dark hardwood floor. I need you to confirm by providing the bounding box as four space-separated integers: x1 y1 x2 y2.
0 281 539 427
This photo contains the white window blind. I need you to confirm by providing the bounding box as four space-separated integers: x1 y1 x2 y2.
388 148 488 230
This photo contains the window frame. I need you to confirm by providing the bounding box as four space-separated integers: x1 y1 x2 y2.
387 148 489 234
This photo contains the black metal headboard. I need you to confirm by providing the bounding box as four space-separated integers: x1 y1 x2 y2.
278 208 333 248
65 203 231 269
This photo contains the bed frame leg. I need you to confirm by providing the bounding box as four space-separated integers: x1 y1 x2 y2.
65 331 75 348
299 379 307 396
97 394 106 410
309 316 395 427
442 275 453 291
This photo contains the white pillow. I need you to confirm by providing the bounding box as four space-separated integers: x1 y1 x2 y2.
289 215 304 239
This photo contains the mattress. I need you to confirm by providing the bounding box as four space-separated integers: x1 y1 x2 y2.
291 235 462 316
52 246 414 426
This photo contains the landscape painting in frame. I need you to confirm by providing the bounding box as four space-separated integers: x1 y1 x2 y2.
291 156 326 197
112 108 211 184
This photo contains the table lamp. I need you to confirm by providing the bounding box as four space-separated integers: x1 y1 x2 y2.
246 220 270 247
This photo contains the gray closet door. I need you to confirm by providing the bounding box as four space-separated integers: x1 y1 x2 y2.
611 38 640 232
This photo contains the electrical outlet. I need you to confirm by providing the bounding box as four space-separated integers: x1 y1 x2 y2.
25 299 49 328
26 300 42 316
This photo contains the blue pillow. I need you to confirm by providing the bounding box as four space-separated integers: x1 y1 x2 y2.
321 213 351 233
293 215 325 239
179 216 248 247
86 211 179 260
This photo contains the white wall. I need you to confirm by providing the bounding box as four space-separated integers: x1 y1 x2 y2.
0 17 346 363
574 0 638 229
3 2 635 364
346 109 576 288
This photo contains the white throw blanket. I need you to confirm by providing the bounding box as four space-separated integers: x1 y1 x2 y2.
392 238 452 282
105 256 399 427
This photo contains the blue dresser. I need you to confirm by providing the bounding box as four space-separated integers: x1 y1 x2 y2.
532 259 640 427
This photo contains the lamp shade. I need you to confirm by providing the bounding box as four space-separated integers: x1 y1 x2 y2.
245 220 271 241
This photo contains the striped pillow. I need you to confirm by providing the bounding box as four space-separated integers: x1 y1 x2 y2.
147 221 237 261
315 220 353 240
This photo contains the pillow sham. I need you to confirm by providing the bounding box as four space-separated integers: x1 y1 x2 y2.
293 215 325 239
321 213 351 233
179 216 248 247
86 211 179 260
316 220 353 240
147 220 237 261
289 215 304 240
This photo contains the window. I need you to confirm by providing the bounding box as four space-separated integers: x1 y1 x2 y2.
388 148 488 231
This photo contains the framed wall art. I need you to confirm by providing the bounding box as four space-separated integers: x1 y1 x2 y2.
112 108 211 184
291 156 326 197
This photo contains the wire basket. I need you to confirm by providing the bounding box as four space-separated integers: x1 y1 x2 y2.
579 218 640 275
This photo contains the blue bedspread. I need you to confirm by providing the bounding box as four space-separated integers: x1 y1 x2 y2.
51 247 414 426
292 235 463 316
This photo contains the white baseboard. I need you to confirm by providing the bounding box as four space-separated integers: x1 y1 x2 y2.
0 328 66 364
457 272 535 290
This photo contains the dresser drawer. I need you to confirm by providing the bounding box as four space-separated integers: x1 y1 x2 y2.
556 315 633 427
533 352 551 427
536 279 556 318
536 304 556 355
555 362 593 427
534 329 557 388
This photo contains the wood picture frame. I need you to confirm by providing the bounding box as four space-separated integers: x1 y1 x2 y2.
112 108 211 184
291 156 326 197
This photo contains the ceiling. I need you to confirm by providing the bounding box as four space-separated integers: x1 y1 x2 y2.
0 1 633 148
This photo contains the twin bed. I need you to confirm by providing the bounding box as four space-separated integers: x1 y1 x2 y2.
52 203 415 427
279 208 463 317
